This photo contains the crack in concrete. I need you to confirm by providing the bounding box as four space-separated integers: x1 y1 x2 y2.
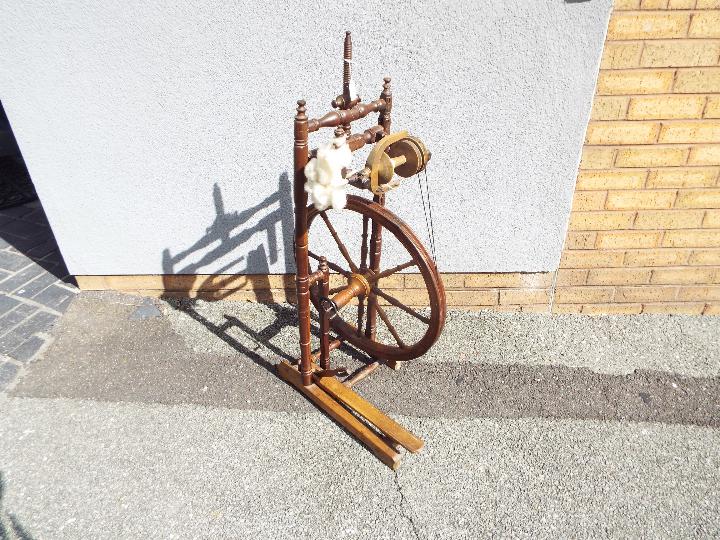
394 470 421 540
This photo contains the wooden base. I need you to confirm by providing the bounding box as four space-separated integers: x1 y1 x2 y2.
277 360 423 468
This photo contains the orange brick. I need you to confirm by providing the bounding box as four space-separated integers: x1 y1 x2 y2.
75 276 108 290
706 97 720 119
677 285 720 301
439 274 466 289
499 289 550 305
674 68 720 93
689 249 720 264
565 231 598 250
445 290 498 306
580 147 616 169
568 211 636 231
704 210 720 227
601 42 643 69
554 286 614 304
464 273 552 288
640 0 669 8
581 303 643 314
519 304 551 313
641 40 720 67
624 248 690 266
591 96 630 120
597 70 675 95
651 267 716 284
587 267 652 285
634 209 705 228
575 173 647 190
377 274 406 290
401 273 436 289
675 189 720 208
552 303 583 314
379 289 432 307
642 302 705 314
586 121 661 145
628 95 707 120
615 146 689 167
555 269 589 286
605 190 676 209
658 121 720 144
688 11 720 37
607 12 690 39
573 191 607 211
560 250 626 268
688 145 720 165
597 230 662 248
646 167 718 188
663 229 720 246
615 285 679 302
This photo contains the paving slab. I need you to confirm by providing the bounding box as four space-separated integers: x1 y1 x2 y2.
0 201 77 384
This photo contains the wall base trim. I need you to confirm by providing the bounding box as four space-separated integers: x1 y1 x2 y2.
75 273 719 315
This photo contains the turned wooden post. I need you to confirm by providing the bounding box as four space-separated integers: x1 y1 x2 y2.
365 77 392 342
294 99 313 387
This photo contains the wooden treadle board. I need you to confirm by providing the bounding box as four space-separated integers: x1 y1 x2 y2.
276 361 401 469
314 374 424 453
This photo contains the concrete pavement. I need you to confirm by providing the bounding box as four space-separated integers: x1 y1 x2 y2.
1 292 719 538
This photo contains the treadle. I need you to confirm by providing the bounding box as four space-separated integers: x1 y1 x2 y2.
314 373 423 453
277 361 401 469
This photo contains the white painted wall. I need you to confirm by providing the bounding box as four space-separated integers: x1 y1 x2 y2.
0 0 611 275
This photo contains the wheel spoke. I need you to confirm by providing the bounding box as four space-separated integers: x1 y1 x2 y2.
320 211 359 273
375 303 406 348
308 251 350 277
369 260 417 283
372 287 431 324
357 215 369 336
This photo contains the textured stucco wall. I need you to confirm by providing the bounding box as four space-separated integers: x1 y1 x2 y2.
0 0 611 275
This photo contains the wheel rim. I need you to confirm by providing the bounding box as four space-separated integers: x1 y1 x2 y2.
307 195 445 362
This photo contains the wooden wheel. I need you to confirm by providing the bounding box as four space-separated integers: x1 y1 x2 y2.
307 195 445 363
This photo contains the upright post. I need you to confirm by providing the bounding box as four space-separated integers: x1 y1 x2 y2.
365 77 392 341
294 99 313 386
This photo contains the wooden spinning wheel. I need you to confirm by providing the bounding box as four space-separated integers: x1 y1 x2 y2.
277 31 445 469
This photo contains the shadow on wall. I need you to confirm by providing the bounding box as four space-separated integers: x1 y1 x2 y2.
0 472 34 540
161 173 294 300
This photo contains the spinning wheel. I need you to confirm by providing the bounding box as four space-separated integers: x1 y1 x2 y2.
277 31 445 469
307 195 445 363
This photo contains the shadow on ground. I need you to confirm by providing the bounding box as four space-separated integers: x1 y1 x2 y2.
0 473 33 540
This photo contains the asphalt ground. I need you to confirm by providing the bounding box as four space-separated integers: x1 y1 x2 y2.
1 292 719 538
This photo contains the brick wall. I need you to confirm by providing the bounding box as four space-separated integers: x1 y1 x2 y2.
76 273 556 312
554 0 720 315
